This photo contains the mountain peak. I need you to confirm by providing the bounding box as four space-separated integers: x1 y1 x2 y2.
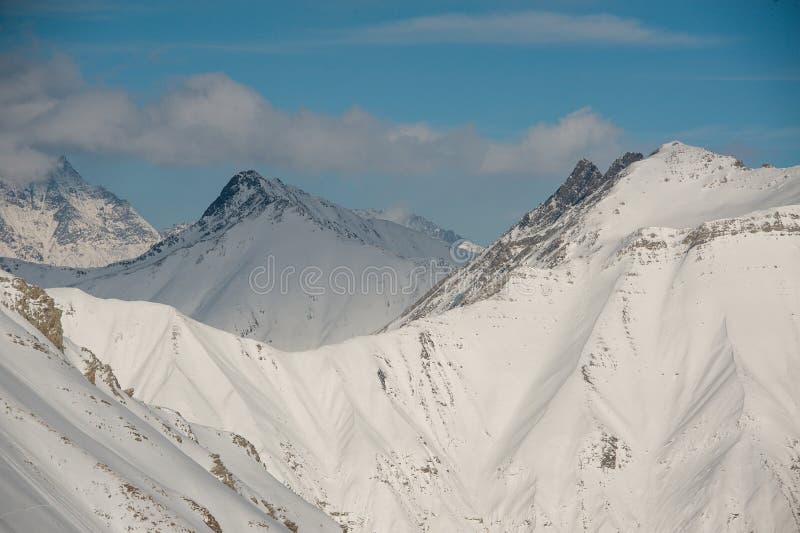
0 159 160 267
552 158 604 207
203 170 268 219
651 140 707 157
550 151 644 210
230 168 263 182
198 170 299 235
47 156 84 188
604 151 644 181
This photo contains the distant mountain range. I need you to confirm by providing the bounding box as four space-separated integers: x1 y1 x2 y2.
0 168 469 351
0 157 160 267
354 207 464 244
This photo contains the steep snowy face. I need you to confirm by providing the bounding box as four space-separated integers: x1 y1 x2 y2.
0 273 339 533
2 170 459 350
0 158 160 268
48 143 800 532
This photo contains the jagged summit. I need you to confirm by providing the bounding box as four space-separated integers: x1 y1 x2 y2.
0 158 160 267
518 151 643 231
604 151 645 181
195 170 318 237
50 155 83 186
551 158 603 206
395 142 799 325
550 152 644 210
203 171 277 219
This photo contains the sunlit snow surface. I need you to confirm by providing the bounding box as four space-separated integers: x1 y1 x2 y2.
27 142 800 531
0 274 338 532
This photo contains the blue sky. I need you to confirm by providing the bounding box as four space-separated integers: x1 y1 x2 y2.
1 0 798 243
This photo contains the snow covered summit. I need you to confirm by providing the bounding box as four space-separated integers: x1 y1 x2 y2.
0 157 160 267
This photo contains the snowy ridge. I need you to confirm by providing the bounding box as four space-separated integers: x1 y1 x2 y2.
355 207 483 256
1 170 459 351
0 158 160 268
394 142 800 325
41 142 800 531
0 273 339 532
159 222 190 239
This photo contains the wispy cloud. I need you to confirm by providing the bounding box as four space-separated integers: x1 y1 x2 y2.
52 10 720 56
0 51 623 183
336 11 720 47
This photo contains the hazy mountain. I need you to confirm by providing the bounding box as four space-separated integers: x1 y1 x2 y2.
0 158 160 268
355 207 483 256
354 207 463 244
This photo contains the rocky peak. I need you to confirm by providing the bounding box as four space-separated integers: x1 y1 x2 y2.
604 152 644 181
552 159 604 207
46 156 89 192
203 171 268 218
199 170 300 235
0 158 161 267
538 151 644 220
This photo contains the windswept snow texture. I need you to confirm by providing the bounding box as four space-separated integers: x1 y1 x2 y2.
1 171 457 351
0 273 340 533
0 158 160 268
49 143 800 532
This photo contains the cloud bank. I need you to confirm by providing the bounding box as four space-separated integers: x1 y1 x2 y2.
0 51 622 183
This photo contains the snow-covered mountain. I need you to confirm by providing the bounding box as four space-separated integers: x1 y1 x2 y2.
33 142 800 531
1 171 458 351
354 207 462 244
0 272 339 532
0 158 160 268
355 207 483 255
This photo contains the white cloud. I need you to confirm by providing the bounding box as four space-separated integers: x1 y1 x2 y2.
481 108 623 175
0 51 623 183
339 11 716 47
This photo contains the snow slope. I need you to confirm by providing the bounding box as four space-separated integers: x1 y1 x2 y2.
0 158 160 268
2 171 458 351
47 143 800 531
0 272 339 532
